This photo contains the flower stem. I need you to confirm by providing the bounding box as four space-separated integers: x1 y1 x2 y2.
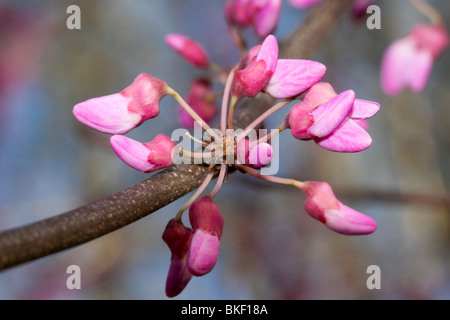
410 0 442 24
176 165 216 219
221 66 237 135
255 123 287 145
238 164 305 189
236 98 295 142
226 95 238 129
167 87 222 142
209 163 228 199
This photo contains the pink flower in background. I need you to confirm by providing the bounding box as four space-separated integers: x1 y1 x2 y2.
178 79 218 128
165 33 210 68
351 0 374 20
73 73 168 134
225 0 282 37
301 181 377 235
381 23 449 96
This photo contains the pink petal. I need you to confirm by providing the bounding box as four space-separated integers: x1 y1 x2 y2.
73 93 141 134
407 49 433 92
187 230 220 276
350 99 380 119
302 82 337 107
254 0 282 37
110 135 155 172
264 59 326 99
324 203 377 235
165 255 192 298
308 90 355 138
248 142 273 168
380 37 417 96
315 118 372 152
256 34 278 73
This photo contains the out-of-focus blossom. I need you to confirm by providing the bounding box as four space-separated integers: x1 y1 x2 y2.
165 33 210 68
225 0 282 37
178 79 218 128
380 23 449 96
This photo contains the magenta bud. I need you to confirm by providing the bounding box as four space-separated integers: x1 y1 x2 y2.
110 134 175 173
302 181 377 235
73 73 168 134
236 140 273 169
187 195 224 276
178 79 218 128
165 33 210 68
162 219 193 298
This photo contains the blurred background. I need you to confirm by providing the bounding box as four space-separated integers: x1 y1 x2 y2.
0 0 449 299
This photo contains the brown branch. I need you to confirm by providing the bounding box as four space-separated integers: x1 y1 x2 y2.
0 0 354 271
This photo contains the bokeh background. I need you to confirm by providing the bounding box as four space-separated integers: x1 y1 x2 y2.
0 0 449 299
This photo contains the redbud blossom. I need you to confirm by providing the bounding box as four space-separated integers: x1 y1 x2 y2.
351 0 374 20
73 73 168 134
381 23 449 96
225 0 282 37
286 82 379 152
232 34 278 98
110 134 175 173
236 140 273 169
187 195 224 276
302 181 377 235
162 219 193 298
165 33 210 68
264 59 326 99
178 79 218 128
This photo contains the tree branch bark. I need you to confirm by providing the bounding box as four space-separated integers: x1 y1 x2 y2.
0 0 354 271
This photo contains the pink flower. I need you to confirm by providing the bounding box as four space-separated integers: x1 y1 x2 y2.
178 79 218 128
286 82 379 152
162 219 193 298
288 0 323 9
187 195 224 276
165 33 210 68
110 134 175 173
236 140 273 169
232 34 326 99
263 58 326 99
225 0 282 37
301 181 377 235
381 23 449 96
73 73 168 134
232 34 278 98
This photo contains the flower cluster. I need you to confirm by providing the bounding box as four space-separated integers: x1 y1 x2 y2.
73 5 381 297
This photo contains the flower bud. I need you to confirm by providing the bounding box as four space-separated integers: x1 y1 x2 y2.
110 134 175 173
162 219 193 298
187 195 224 276
73 73 168 134
302 181 377 235
165 33 210 68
